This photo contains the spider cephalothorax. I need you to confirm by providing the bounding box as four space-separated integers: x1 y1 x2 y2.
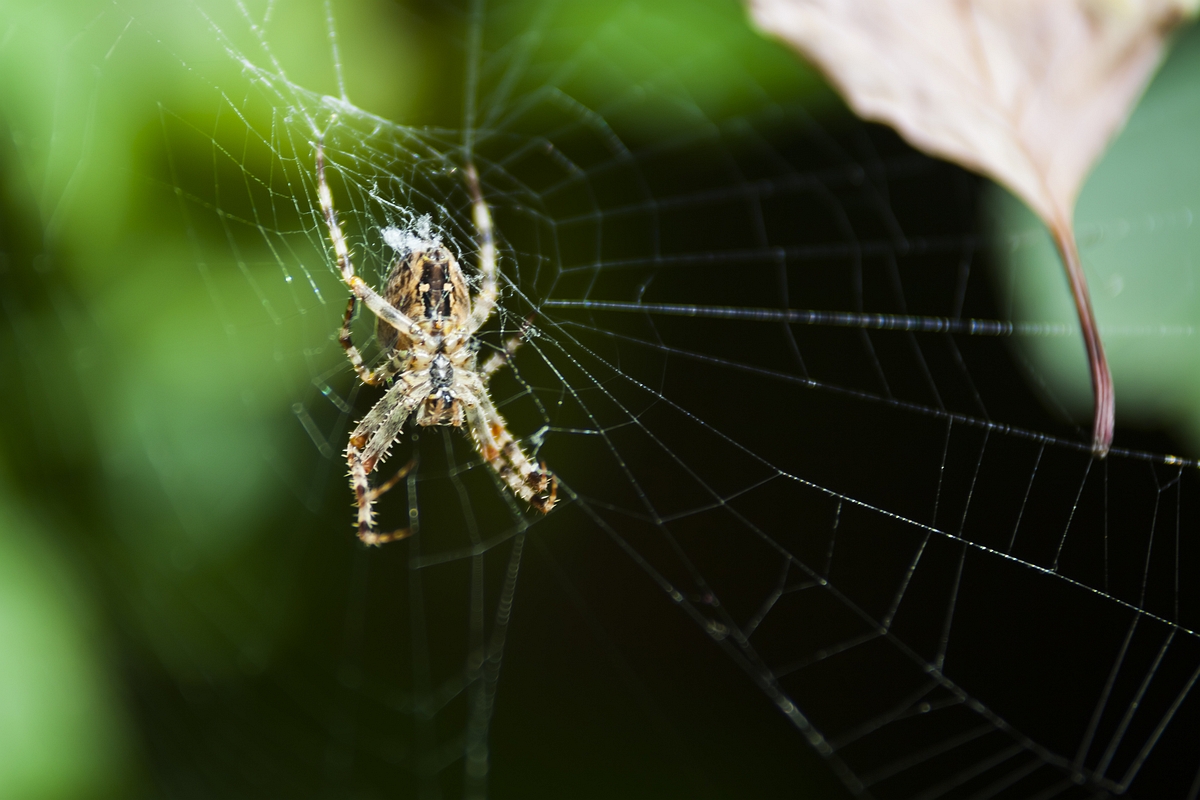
377 243 472 428
316 144 557 545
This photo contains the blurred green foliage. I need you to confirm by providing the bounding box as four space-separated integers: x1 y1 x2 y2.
0 485 127 800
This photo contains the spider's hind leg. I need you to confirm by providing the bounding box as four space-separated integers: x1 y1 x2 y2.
463 398 557 514
348 446 416 545
369 458 415 501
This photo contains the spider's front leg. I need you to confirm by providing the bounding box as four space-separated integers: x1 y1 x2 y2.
315 142 428 348
463 163 498 335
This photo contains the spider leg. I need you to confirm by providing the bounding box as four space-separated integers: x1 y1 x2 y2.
480 315 536 383
348 453 417 545
369 458 416 501
348 447 414 545
463 163 498 336
346 380 426 545
480 332 524 383
462 388 556 513
339 297 401 386
315 142 429 348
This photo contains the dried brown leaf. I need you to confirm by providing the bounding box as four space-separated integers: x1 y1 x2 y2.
749 0 1198 456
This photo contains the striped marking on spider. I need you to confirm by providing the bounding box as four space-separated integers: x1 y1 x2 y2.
316 144 556 545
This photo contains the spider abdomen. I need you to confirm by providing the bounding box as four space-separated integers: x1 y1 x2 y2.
377 246 471 353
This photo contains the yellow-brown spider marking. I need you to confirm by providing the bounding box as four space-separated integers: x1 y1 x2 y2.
315 144 556 545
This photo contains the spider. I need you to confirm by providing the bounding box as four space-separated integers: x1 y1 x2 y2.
315 143 557 545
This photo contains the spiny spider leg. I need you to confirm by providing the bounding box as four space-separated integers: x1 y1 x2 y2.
464 392 556 513
347 388 424 545
316 142 429 348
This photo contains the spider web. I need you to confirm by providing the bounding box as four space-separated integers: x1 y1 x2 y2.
3 0 1200 798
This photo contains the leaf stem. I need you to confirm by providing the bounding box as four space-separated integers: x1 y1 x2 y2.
1051 217 1114 458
